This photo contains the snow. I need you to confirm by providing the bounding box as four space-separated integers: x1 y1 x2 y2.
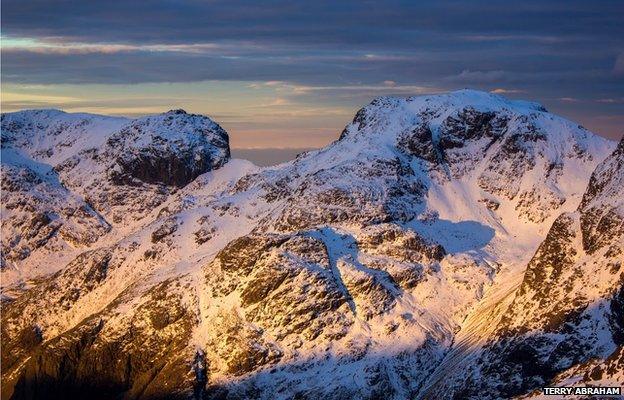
1 108 128 164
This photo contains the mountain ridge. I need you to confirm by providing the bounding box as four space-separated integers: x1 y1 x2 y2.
1 90 620 399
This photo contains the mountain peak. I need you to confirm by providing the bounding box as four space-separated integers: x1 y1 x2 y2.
165 108 188 115
338 90 600 167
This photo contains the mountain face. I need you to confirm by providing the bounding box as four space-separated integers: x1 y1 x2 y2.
0 90 619 400
55 109 230 221
435 137 624 399
1 150 110 271
1 109 230 283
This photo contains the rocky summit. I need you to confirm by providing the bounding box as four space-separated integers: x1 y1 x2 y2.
1 90 621 399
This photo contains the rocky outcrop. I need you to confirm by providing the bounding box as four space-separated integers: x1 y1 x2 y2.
56 110 230 224
1 243 200 400
579 138 624 254
4 281 197 400
206 232 353 344
104 110 229 188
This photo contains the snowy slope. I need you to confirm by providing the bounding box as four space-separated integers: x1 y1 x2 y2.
0 90 618 400
429 137 624 399
1 148 111 285
1 109 129 165
1 109 231 286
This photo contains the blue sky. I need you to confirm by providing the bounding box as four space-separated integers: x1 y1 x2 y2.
2 0 623 148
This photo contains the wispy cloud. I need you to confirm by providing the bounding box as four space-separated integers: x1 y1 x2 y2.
446 70 507 83
244 80 441 96
289 84 440 95
1 37 228 55
558 97 580 103
596 98 624 104
490 88 525 94
0 90 191 115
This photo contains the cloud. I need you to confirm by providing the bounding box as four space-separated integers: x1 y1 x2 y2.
0 91 191 114
460 34 563 44
249 97 292 108
1 0 622 91
289 84 438 94
2 0 621 48
596 98 624 104
558 97 580 103
1 40 224 55
490 88 525 94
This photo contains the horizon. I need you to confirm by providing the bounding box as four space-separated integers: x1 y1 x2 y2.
1 0 622 151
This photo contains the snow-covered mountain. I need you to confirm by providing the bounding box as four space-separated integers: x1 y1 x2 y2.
427 137 624 400
417 136 623 400
1 109 230 284
1 90 620 400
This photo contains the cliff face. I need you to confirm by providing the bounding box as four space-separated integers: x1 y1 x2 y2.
433 138 623 400
1 91 619 400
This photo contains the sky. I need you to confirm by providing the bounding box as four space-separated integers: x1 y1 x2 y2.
1 0 623 154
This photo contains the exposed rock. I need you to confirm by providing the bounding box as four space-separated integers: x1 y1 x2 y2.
105 110 230 188
357 223 446 263
151 217 179 243
0 161 110 269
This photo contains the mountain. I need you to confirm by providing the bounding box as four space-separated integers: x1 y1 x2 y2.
1 109 230 284
0 90 619 399
428 137 623 399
